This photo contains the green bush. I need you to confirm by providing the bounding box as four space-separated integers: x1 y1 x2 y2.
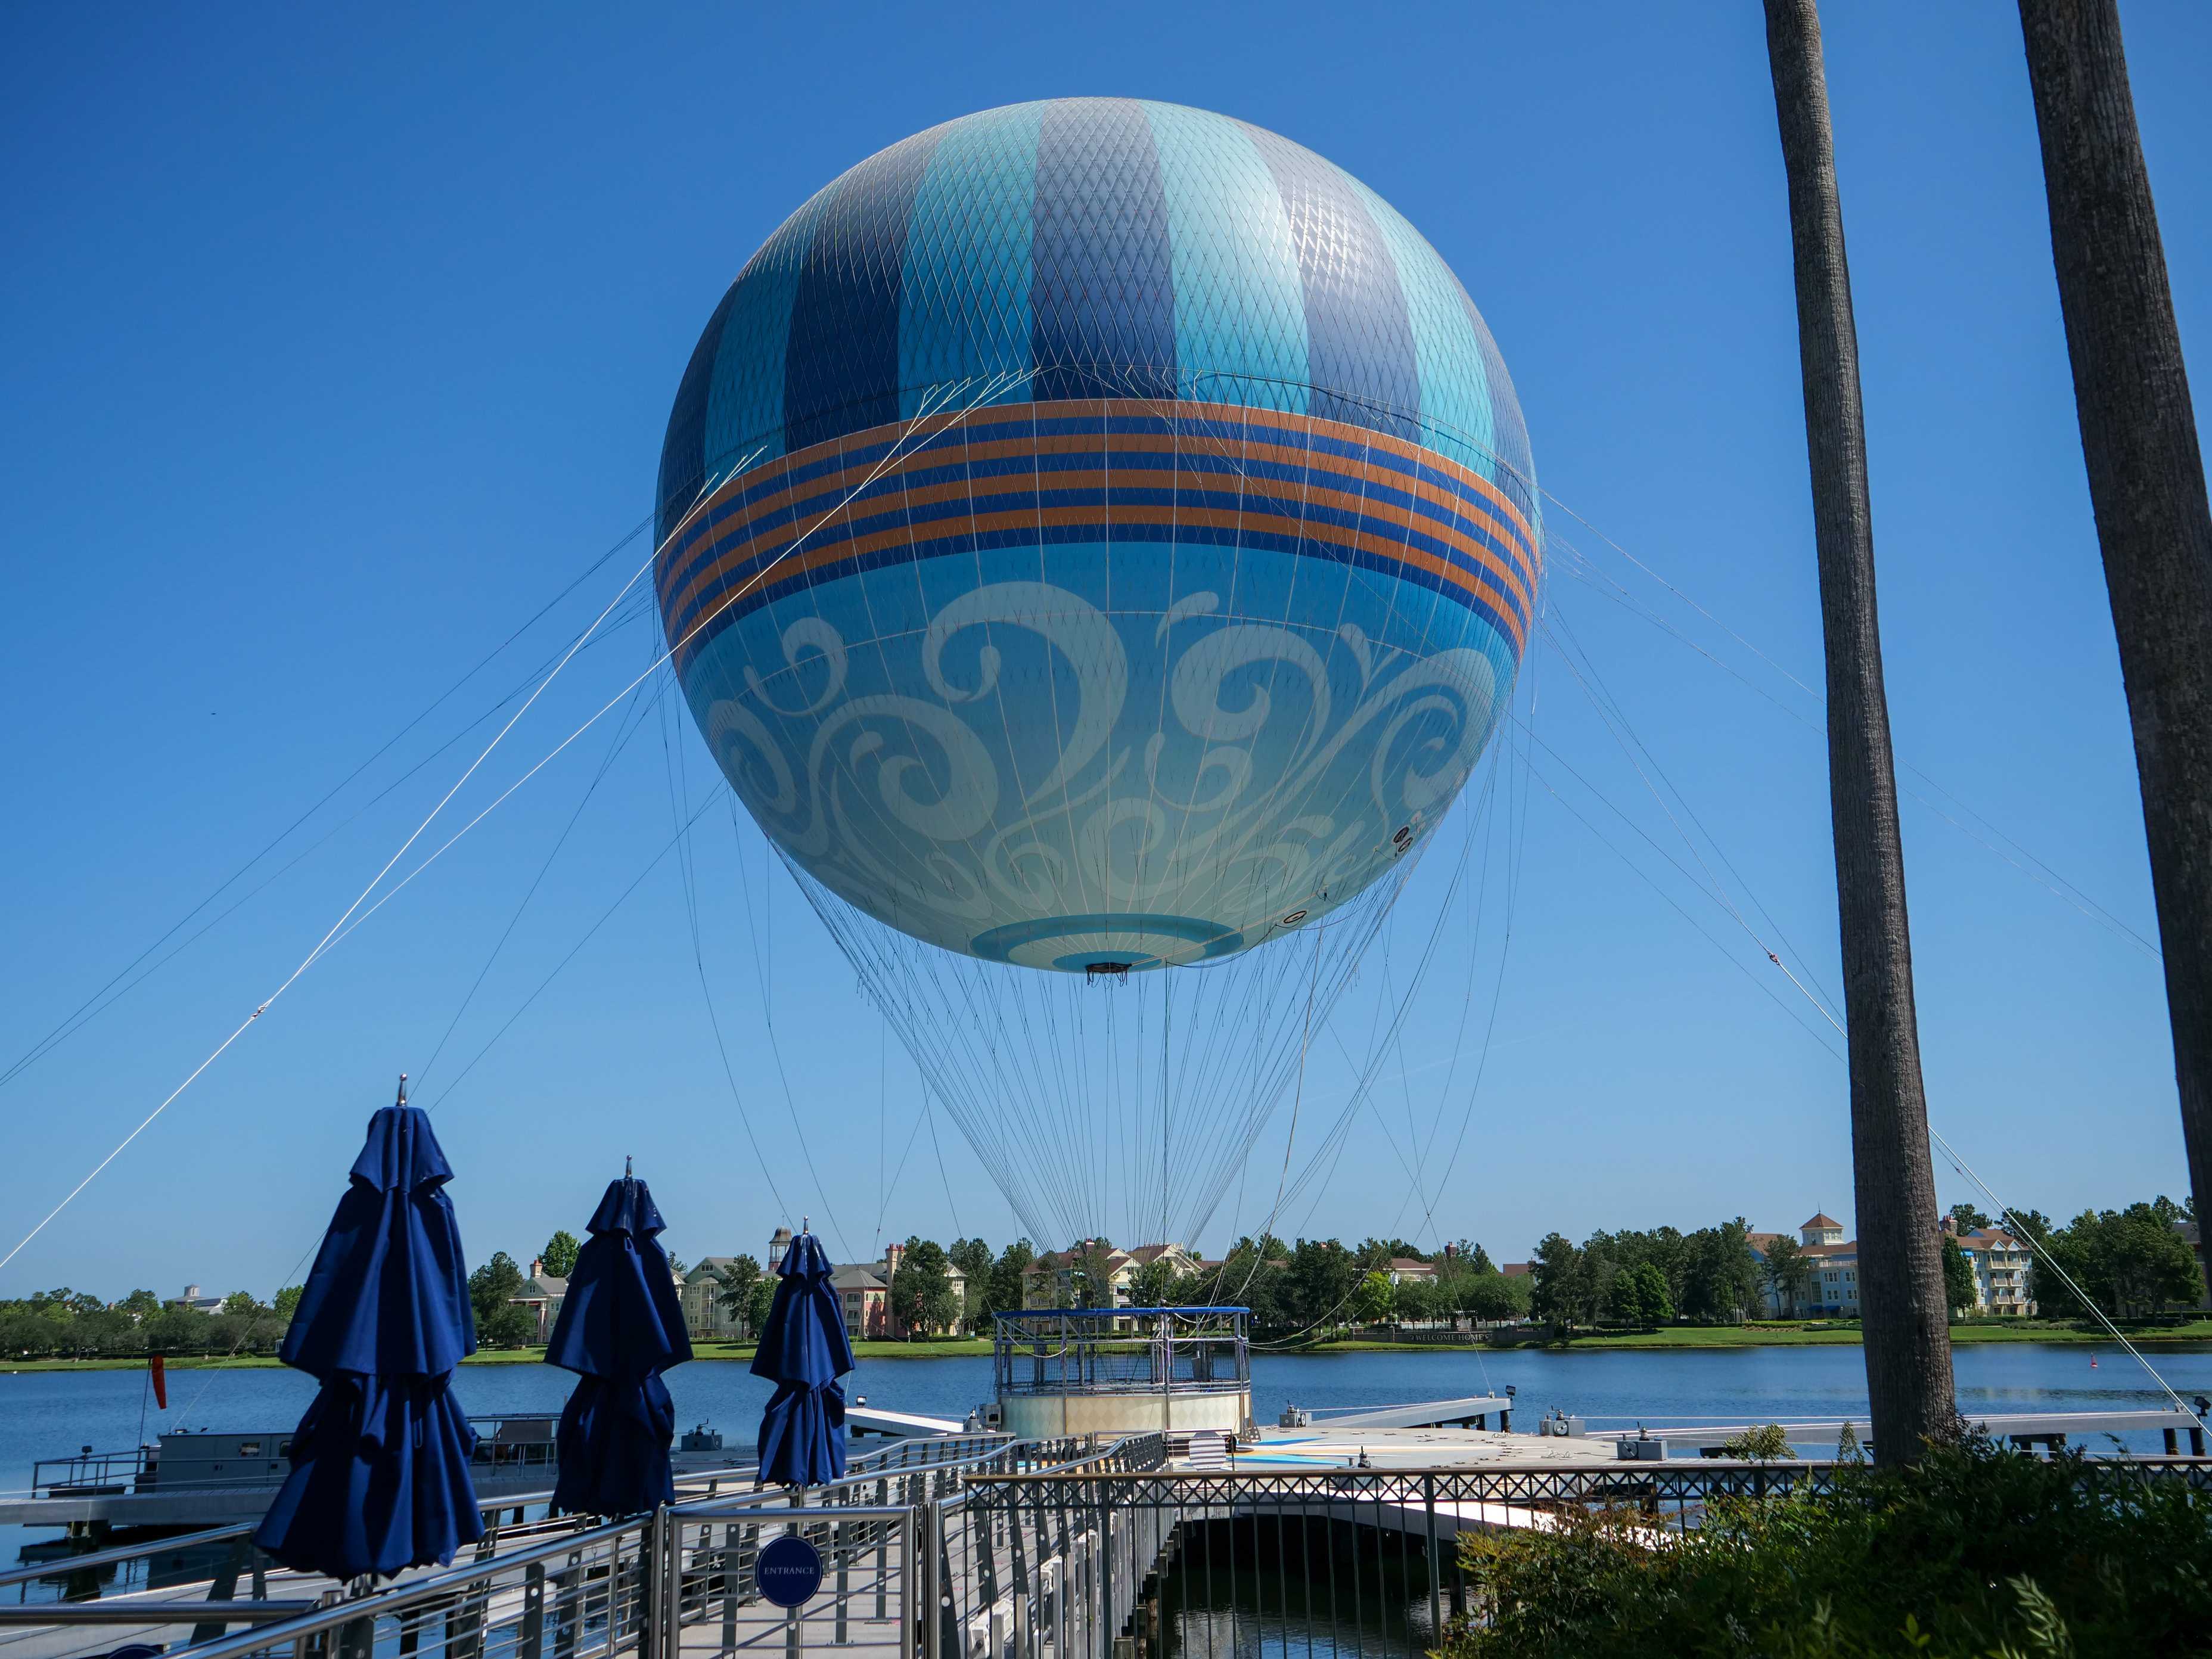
1440 1434 2212 1657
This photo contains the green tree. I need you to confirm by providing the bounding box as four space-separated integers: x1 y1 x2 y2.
468 1251 526 1331
1719 1422 1793 1462
1630 1261 1674 1325
116 1289 163 1321
1065 1239 1120 1310
984 1239 1034 1318
1947 1203 1993 1234
2033 1203 2204 1318
1285 1238 1357 1329
482 1303 538 1348
220 1291 267 1318
891 1238 959 1336
1679 1221 1760 1324
1760 1234 1812 1317
1126 1254 1178 1310
1941 1235 1978 1315
540 1230 581 1278
143 1306 207 1352
273 1285 305 1325
1468 1242 1498 1275
948 1237 993 1328
1351 1270 1394 1326
1461 1272 1526 1325
1393 1275 1439 1325
1529 1234 1583 1335
745 1275 776 1337
714 1256 762 1336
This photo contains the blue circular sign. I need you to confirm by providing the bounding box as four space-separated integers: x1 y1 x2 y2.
756 1534 824 1608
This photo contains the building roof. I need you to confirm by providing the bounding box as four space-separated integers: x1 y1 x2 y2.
1500 1262 1532 1277
1124 1243 1187 1266
830 1265 887 1292
1388 1257 1436 1277
1802 1213 1842 1230
516 1275 567 1300
1801 1242 1856 1260
1746 1232 1787 1251
1029 1247 1132 1272
687 1256 748 1279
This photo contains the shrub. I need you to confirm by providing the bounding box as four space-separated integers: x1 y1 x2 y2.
1719 1422 1793 1462
1440 1434 2212 1657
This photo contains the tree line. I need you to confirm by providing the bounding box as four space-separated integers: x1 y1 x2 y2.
10 1195 2196 1359
1527 1221 1764 1334
0 1285 304 1359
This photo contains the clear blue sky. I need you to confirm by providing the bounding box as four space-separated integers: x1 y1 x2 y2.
4 2 2208 1300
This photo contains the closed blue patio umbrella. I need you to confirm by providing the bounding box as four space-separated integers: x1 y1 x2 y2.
254 1079 483 1580
753 1224 853 1487
546 1164 692 1515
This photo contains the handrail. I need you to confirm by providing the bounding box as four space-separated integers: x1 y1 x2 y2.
0 1428 1006 1601
164 1512 647 1659
168 1499 918 1659
0 1599 316 1626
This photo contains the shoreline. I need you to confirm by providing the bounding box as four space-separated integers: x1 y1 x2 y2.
7 1321 2210 1372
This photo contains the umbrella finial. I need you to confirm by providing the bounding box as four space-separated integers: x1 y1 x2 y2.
801 1214 809 1235
396 1073 408 1107
626 1155 633 1179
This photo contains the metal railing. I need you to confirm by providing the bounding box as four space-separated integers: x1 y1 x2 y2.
0 1435 1145 1659
39 1440 2197 1659
953 1456 2212 1657
0 1434 1015 1630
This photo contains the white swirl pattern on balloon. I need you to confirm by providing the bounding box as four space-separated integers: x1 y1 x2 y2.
689 576 1505 971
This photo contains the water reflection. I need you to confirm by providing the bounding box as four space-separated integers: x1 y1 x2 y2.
1158 1516 1442 1659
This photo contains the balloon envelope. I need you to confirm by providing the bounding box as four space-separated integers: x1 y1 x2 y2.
655 98 1537 975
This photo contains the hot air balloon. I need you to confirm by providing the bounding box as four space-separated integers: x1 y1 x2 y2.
654 99 1537 1248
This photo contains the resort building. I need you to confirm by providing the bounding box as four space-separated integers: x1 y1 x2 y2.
166 1284 228 1315
1021 1242 1200 1312
679 1257 753 1338
831 1263 891 1337
1944 1220 2036 1316
1751 1212 2038 1319
1748 1213 1858 1316
514 1259 570 1343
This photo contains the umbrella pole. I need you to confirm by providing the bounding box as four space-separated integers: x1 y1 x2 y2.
786 1486 806 1659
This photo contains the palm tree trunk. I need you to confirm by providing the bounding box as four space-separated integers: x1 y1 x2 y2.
2018 0 2212 1244
1762 0 1957 1460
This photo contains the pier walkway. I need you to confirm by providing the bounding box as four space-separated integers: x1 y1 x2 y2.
7 1419 2210 1659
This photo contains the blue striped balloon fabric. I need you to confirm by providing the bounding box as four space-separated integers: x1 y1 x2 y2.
654 98 1537 973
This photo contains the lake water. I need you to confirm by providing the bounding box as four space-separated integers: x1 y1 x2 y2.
8 1343 2209 1567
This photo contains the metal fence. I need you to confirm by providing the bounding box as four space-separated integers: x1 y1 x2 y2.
14 1446 2207 1659
953 1457 2212 1658
0 1434 1022 1649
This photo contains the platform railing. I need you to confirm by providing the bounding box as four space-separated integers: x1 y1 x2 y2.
0 1433 1016 1629
35 1439 2195 1659
952 1456 2212 1658
0 1433 1152 1659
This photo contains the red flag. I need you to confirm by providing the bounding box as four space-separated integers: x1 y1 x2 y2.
149 1353 167 1411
